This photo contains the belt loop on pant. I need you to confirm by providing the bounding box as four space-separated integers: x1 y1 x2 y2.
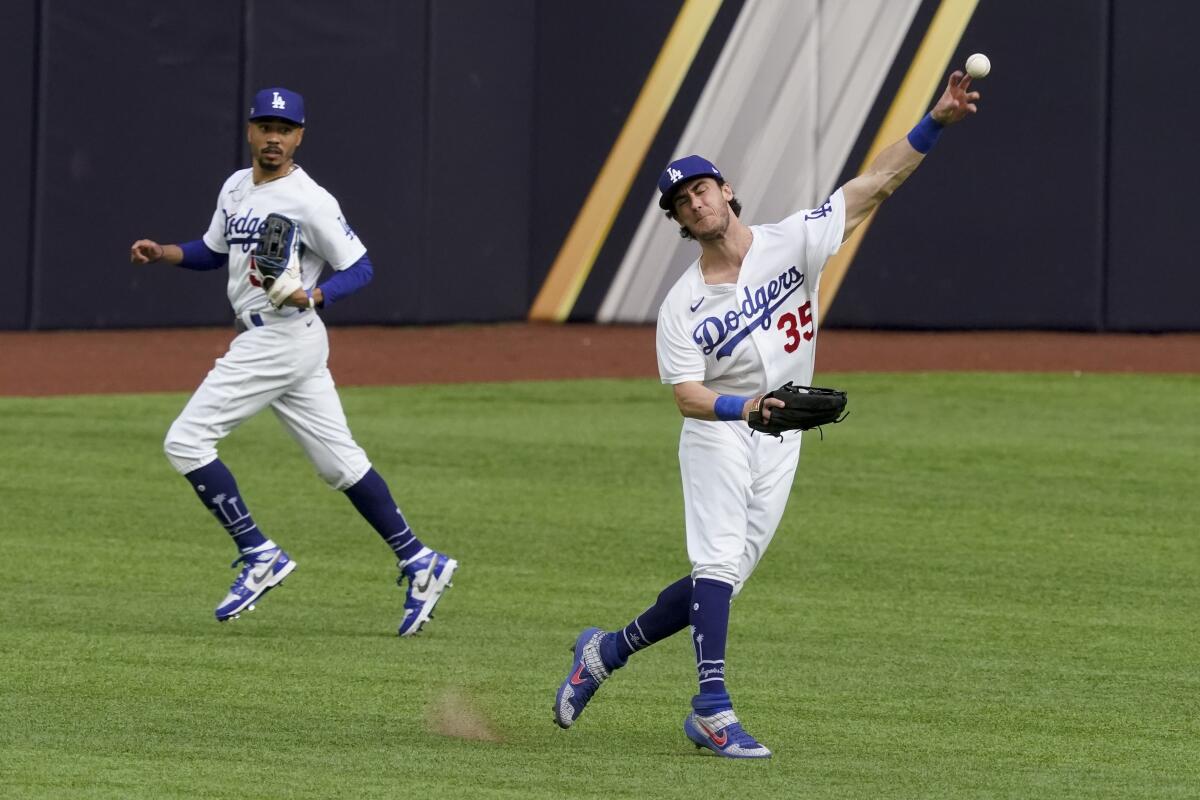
234 309 263 333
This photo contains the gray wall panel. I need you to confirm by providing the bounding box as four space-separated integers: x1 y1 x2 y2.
599 0 921 323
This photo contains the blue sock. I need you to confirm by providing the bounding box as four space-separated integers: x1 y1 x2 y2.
344 468 425 563
601 575 693 669
184 459 268 553
690 578 733 710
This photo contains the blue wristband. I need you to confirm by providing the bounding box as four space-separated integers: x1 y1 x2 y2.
906 113 944 154
713 395 749 421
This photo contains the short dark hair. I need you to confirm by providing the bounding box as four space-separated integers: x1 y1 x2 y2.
664 181 743 240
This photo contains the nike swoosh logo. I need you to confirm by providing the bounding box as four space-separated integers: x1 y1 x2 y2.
248 552 281 587
414 556 439 593
697 719 727 747
569 663 587 686
689 298 704 312
306 320 313 327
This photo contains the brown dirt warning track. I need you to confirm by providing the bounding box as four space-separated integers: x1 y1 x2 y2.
0 325 1195 397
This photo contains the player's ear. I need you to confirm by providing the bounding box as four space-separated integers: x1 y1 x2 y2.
295 128 304 148
721 182 734 202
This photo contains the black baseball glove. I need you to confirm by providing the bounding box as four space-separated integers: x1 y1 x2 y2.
747 382 848 437
251 213 303 307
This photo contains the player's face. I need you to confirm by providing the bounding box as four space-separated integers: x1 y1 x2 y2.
247 120 304 172
671 178 734 241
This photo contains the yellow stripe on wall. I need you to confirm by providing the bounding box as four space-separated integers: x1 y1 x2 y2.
528 0 722 322
817 0 979 315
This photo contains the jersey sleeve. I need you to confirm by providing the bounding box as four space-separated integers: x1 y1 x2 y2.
201 188 230 254
779 187 846 283
304 197 368 270
656 298 706 385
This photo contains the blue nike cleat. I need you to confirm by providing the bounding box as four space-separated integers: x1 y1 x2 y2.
215 547 297 621
397 550 458 637
684 709 772 759
554 627 611 729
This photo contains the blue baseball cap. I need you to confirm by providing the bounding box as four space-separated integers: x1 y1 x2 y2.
249 87 306 126
658 154 723 209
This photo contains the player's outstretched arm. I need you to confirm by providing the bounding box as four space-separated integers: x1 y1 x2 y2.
130 239 183 265
841 70 980 240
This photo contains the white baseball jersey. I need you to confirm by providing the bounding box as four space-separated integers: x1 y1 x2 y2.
164 166 372 491
654 189 846 592
202 166 366 316
656 188 846 395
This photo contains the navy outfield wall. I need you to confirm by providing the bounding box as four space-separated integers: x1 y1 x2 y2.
829 0 1197 332
780 0 1196 333
1105 0 1200 331
32 2 241 330
2 1 36 331
7 0 681 330
828 0 1111 331
567 0 1198 333
5 0 1199 332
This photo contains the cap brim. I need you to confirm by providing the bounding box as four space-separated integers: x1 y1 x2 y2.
248 114 305 126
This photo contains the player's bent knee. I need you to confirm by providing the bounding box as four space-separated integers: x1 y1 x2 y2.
316 464 369 492
311 454 370 491
318 470 355 491
163 424 217 476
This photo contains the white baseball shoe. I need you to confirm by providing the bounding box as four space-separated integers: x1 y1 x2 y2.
215 546 297 621
396 549 458 636
683 708 772 759
553 627 612 729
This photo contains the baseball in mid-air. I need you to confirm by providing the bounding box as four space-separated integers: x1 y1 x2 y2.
965 53 991 79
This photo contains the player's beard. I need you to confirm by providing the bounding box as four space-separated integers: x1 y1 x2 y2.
255 147 287 173
689 205 731 242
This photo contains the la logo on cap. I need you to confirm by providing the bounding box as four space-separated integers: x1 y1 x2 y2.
667 167 684 183
272 92 287 110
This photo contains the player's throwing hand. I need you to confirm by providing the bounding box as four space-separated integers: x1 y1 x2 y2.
930 71 981 125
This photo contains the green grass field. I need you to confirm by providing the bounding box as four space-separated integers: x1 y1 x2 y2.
1 373 1197 799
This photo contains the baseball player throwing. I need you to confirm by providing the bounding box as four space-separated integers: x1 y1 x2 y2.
554 71 980 756
130 88 457 636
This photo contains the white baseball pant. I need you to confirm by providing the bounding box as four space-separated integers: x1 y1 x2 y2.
163 312 371 490
678 417 803 595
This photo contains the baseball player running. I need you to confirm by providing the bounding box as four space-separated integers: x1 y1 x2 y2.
130 88 457 636
554 72 980 756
